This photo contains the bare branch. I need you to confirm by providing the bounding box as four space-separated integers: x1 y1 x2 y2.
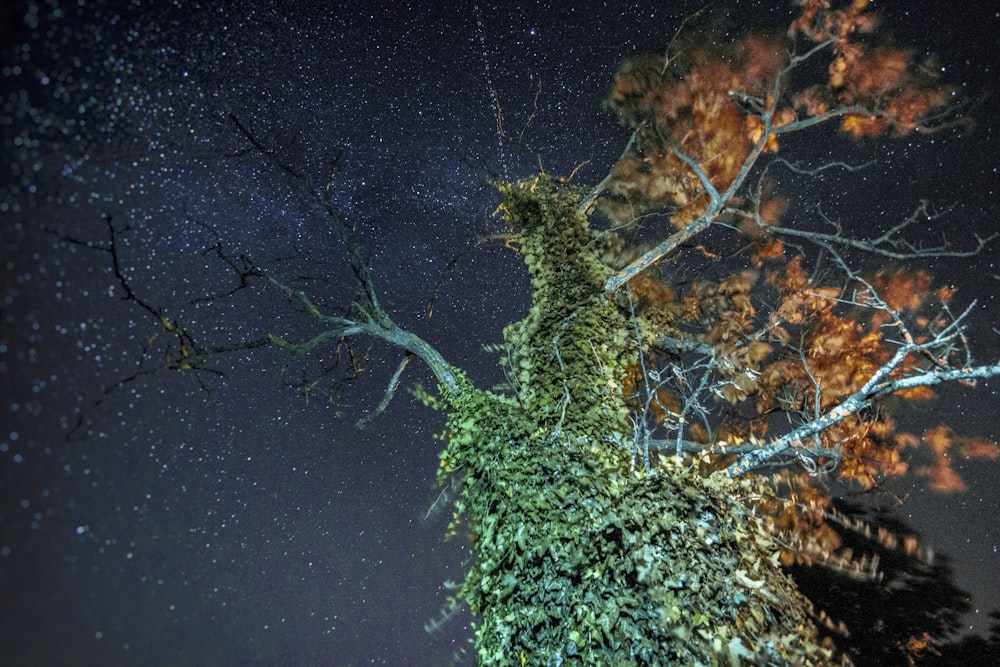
226 115 463 401
266 276 460 396
740 160 998 258
357 354 412 429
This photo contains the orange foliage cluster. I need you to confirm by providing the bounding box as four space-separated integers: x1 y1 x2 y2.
622 357 681 427
765 262 906 488
863 267 964 401
621 232 990 497
636 253 989 576
898 426 999 492
627 272 679 333
756 259 980 488
757 471 843 568
686 269 772 406
866 266 932 312
598 0 953 233
753 468 936 580
653 254 965 491
788 0 878 43
790 0 953 136
601 35 787 228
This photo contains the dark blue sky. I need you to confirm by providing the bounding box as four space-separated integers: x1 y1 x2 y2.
2 1 998 664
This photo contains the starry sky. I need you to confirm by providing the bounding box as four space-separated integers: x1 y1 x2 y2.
2 1 999 665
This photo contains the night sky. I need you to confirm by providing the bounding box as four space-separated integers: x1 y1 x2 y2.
2 1 999 665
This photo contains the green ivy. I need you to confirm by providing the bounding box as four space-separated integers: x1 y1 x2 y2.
421 175 842 666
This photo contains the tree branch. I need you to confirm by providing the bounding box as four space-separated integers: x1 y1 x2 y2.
725 359 1000 477
603 52 795 292
226 115 463 402
723 271 997 477
266 276 460 397
741 161 998 259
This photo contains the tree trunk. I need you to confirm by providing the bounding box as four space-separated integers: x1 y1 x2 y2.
433 176 846 666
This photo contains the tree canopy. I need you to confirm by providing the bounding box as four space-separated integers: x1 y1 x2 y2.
315 2 999 663
5 0 999 665
215 2 1000 663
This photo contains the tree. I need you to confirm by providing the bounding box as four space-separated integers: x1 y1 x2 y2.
43 1 999 665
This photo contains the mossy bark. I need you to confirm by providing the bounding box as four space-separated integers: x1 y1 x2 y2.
434 175 845 666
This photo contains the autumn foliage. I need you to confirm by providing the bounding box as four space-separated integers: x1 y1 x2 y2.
599 0 953 229
601 36 788 228
790 0 954 137
614 207 1000 582
586 1 995 581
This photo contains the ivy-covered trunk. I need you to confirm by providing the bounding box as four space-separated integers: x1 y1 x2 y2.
430 176 845 666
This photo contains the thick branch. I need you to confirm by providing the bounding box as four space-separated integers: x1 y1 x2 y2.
725 360 1000 477
267 280 460 397
228 115 463 403
603 55 796 292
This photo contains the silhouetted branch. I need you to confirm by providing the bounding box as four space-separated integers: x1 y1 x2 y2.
738 160 998 259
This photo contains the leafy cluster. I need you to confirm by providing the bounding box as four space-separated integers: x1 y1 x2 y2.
598 0 953 231
495 175 637 440
790 0 954 137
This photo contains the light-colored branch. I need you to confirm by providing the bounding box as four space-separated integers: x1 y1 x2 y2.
356 354 411 429
267 277 460 397
603 53 797 292
744 197 997 259
725 360 1000 478
603 125 774 292
653 334 715 357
